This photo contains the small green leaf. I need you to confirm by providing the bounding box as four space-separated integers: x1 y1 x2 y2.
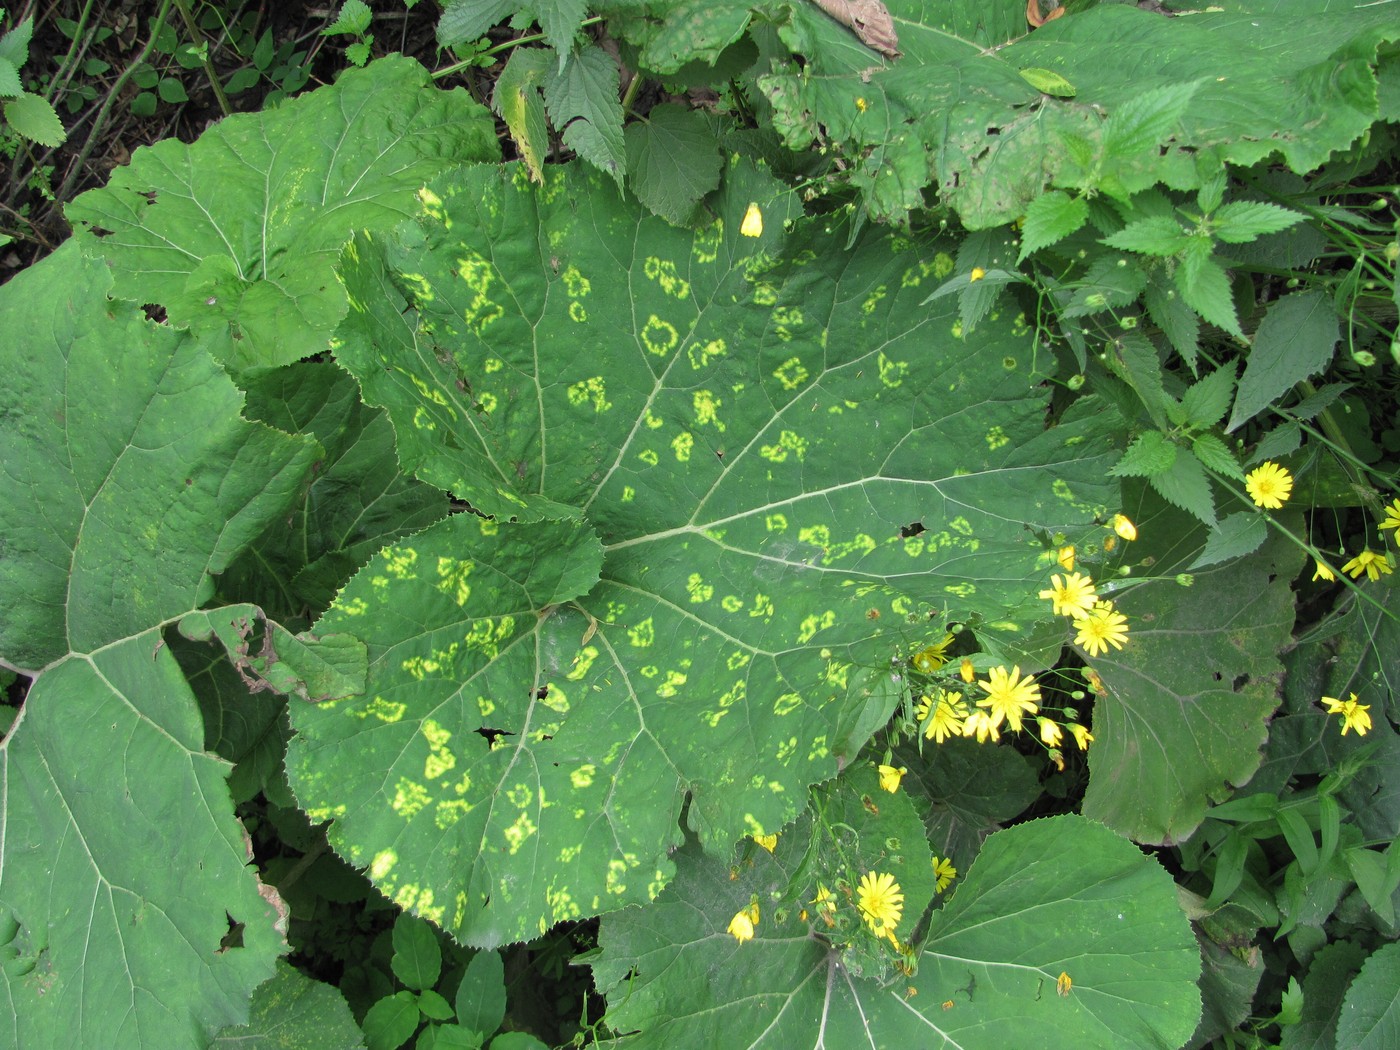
1211 201 1305 244
391 913 442 991
3 90 65 145
1175 255 1241 337
422 1026 484 1050
0 58 21 97
1191 433 1244 480
1062 255 1148 318
1107 330 1169 429
157 76 188 104
0 14 33 68
455 951 506 1036
1102 82 1199 161
417 989 455 1021
1150 449 1216 526
345 40 372 67
1190 512 1266 570
544 44 625 185
489 1034 550 1050
624 103 723 225
1337 943 1400 1050
436 0 517 47
1019 66 1076 97
1144 276 1200 372
1110 431 1177 477
1180 363 1237 430
1227 291 1339 432
1101 216 1191 257
363 991 421 1050
492 46 551 183
1018 190 1088 261
324 0 373 36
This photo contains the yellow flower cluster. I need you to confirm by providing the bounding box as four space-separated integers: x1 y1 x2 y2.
1039 562 1130 659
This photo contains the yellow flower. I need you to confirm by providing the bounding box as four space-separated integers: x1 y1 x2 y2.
1039 572 1098 618
1037 716 1063 747
728 908 755 944
1072 600 1130 657
912 633 955 673
857 871 904 940
1057 545 1076 571
931 856 957 892
962 708 1001 743
1380 497 1400 532
1245 461 1293 509
740 202 763 237
1343 549 1394 581
1057 972 1073 997
1312 559 1336 582
752 833 778 853
976 665 1041 732
878 764 907 793
1067 722 1093 749
855 96 868 112
970 267 986 282
1112 513 1137 541
1321 692 1372 736
1048 748 1065 771
959 658 975 683
916 690 968 743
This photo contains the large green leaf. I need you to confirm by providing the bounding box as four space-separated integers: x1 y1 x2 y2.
65 57 500 371
212 960 367 1049
287 159 1122 945
591 814 1200 1047
1082 504 1304 844
756 0 1400 226
0 634 288 1049
0 244 319 672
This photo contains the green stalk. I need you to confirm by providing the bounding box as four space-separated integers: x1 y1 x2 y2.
173 0 232 117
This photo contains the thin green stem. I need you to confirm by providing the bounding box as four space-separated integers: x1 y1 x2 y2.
173 0 232 117
56 0 177 204
431 17 605 80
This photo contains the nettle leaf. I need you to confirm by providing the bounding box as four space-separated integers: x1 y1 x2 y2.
1180 363 1237 431
0 244 319 672
1110 430 1177 478
1227 290 1340 433
1084 510 1303 843
492 46 551 183
1144 273 1201 372
1337 942 1400 1049
1211 201 1306 244
1062 255 1148 318
1018 190 1088 260
1190 511 1267 571
1149 448 1216 527
592 814 1199 1048
1101 215 1191 258
66 57 500 371
1175 254 1241 337
289 160 1121 945
544 44 625 186
1191 433 1244 481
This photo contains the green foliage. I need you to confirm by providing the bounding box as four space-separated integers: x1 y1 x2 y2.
0 13 66 146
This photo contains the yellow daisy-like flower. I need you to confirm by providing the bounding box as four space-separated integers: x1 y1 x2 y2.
912 633 955 673
752 833 778 853
1312 559 1336 582
1057 545 1076 571
1067 722 1093 749
1072 600 1130 657
740 202 763 237
1112 514 1137 541
1037 716 1064 747
728 907 755 944
976 665 1041 732
962 708 1001 743
916 690 969 743
1343 549 1394 581
1379 497 1400 532
857 871 904 940
1245 461 1293 509
1039 572 1098 618
931 856 957 893
1321 692 1373 736
878 764 907 793
959 658 975 683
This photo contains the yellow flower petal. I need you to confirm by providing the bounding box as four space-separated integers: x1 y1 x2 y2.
878 764 907 792
1112 514 1137 541
728 909 755 944
740 202 763 237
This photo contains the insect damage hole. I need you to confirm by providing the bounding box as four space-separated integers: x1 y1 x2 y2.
899 521 926 538
217 914 245 952
475 726 514 747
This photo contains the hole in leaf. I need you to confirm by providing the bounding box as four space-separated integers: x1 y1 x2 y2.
715 449 725 460
1232 674 1250 691
139 190 158 204
900 521 926 538
475 726 513 747
141 304 167 323
986 126 1001 136
87 225 114 238
535 685 549 700
218 913 244 952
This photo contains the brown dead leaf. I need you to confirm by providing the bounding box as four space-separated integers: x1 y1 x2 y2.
1026 0 1066 28
808 0 900 58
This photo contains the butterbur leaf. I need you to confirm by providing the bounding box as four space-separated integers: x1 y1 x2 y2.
290 161 1121 945
1228 291 1339 432
1085 511 1302 842
592 814 1200 1047
212 961 366 1048
1018 190 1088 261
66 57 500 370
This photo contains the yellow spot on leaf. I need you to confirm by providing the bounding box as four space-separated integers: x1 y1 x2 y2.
628 618 655 647
392 778 430 819
687 573 714 603
641 315 679 356
760 430 808 462
567 376 612 413
688 338 726 370
672 432 694 461
773 356 809 390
